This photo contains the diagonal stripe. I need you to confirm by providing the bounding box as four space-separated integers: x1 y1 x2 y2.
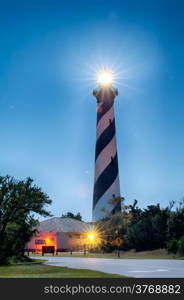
93 152 119 208
95 118 115 161
97 100 113 124
95 136 117 182
96 105 114 140
93 175 120 221
96 88 116 124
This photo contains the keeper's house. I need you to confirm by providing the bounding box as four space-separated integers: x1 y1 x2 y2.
26 217 90 253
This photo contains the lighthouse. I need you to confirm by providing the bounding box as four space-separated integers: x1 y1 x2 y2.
92 69 121 221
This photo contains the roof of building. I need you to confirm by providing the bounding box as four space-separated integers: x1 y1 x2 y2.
37 217 90 233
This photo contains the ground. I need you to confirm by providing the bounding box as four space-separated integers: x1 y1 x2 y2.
34 256 184 278
1 250 184 278
30 249 183 259
0 260 125 278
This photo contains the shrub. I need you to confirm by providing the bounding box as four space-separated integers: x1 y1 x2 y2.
177 237 184 256
167 239 178 254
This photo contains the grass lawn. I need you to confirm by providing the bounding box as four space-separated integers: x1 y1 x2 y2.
30 249 184 260
0 261 125 278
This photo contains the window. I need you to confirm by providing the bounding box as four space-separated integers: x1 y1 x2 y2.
68 234 81 239
35 239 46 245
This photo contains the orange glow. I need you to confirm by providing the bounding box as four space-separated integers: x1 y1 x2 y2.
32 234 57 254
46 237 51 245
86 229 102 247
87 233 95 242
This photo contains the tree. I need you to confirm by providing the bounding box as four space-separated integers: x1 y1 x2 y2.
99 201 132 252
0 175 52 264
61 212 82 221
99 200 184 253
126 204 170 251
100 196 125 220
168 199 184 240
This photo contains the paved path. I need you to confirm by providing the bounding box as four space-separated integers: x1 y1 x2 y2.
33 256 184 278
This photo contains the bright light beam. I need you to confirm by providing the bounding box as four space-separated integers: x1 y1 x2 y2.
97 69 113 87
87 233 95 242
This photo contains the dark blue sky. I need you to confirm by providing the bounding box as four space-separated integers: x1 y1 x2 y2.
0 0 184 221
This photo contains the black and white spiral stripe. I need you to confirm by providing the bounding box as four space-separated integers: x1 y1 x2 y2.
92 88 121 221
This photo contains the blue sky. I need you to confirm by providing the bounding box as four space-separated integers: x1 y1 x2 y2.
0 0 184 221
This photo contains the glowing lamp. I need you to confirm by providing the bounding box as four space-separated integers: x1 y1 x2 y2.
46 238 50 245
87 233 95 242
97 69 113 87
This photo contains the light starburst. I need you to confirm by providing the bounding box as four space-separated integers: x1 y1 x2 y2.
97 68 114 87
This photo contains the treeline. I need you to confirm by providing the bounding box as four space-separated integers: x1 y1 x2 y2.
1 174 184 264
99 199 184 255
61 212 82 221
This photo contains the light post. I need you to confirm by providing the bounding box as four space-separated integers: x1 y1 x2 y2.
87 232 96 253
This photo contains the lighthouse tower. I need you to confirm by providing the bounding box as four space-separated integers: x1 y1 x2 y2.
92 70 121 221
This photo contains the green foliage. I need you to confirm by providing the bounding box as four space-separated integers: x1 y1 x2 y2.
0 175 52 265
61 212 82 221
100 199 184 254
177 236 184 256
167 236 184 256
168 202 184 240
167 239 178 254
126 204 169 251
100 212 125 252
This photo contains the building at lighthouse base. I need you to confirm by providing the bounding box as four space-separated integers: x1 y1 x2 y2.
26 217 90 254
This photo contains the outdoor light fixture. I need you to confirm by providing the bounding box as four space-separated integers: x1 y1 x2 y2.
97 68 113 87
45 238 50 245
86 228 103 247
87 233 95 242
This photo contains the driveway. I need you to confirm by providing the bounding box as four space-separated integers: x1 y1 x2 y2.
33 256 184 278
